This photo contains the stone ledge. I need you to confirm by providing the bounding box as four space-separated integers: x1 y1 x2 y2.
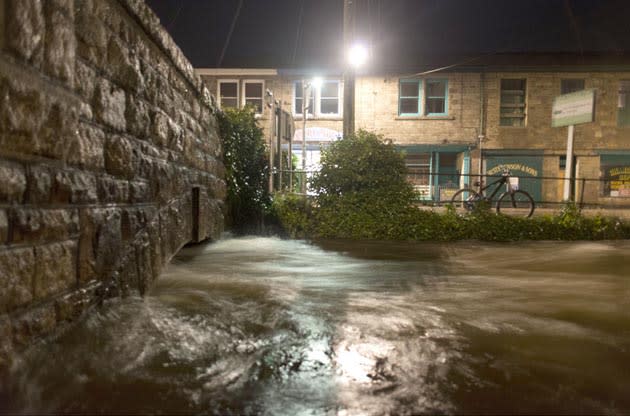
116 0 217 113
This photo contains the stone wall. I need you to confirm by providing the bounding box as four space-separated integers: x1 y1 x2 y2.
0 0 225 368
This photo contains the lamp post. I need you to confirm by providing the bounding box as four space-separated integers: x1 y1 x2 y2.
343 43 368 138
300 77 322 194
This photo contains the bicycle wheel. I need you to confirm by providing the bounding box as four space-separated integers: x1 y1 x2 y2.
450 188 481 211
496 190 535 218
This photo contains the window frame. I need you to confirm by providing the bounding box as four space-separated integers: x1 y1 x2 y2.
242 79 265 115
217 79 239 110
318 80 341 116
398 79 422 116
398 78 449 117
618 80 630 127
293 79 342 118
424 79 448 117
499 78 527 127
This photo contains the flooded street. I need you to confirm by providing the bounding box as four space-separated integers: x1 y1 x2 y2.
2 236 630 415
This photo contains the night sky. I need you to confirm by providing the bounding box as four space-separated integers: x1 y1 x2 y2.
146 0 630 70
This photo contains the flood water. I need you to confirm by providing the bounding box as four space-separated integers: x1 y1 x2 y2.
2 236 630 415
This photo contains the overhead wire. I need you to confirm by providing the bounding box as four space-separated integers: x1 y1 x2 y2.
292 0 305 66
217 0 244 67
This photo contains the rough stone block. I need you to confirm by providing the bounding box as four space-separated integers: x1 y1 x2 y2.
75 0 107 66
33 240 77 300
94 79 126 131
0 76 45 138
11 208 79 244
66 123 105 170
0 210 7 243
52 170 98 203
6 0 45 65
44 5 76 86
104 135 134 178
11 303 56 347
0 0 5 49
97 176 129 203
108 38 143 92
130 180 150 202
0 314 13 370
125 95 151 139
0 161 26 203
25 164 52 204
0 247 35 312
38 100 80 160
151 110 170 147
78 208 121 283
74 61 96 102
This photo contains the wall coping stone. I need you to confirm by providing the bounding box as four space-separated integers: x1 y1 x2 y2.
116 0 217 112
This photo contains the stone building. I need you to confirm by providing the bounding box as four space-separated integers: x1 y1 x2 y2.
197 53 630 205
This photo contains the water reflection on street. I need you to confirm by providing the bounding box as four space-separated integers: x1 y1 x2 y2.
3 236 630 414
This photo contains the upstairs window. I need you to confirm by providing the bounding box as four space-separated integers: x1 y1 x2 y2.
399 80 421 115
561 79 585 94
319 80 340 115
398 79 448 116
243 80 264 114
293 80 341 117
618 80 630 127
218 80 238 109
500 79 527 127
425 79 448 116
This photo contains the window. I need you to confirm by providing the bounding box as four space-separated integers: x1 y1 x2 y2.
618 80 630 127
319 80 340 115
218 80 238 109
601 154 630 197
561 79 585 94
293 80 341 117
399 80 421 115
500 79 526 127
294 81 314 116
425 80 448 116
398 79 448 116
243 80 264 114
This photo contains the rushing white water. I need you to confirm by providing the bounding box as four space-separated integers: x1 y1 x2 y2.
3 236 630 414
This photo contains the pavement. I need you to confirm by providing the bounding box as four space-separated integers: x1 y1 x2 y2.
419 205 630 219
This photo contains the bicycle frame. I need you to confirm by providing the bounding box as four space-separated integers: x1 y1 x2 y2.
476 174 513 201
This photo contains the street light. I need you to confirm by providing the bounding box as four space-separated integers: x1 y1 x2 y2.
348 43 368 68
343 42 368 138
301 77 322 193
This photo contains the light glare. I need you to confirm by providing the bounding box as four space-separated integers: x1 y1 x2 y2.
348 43 368 68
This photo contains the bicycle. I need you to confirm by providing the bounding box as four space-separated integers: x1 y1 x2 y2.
450 170 536 218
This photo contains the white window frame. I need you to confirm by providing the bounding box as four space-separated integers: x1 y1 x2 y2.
242 79 265 115
292 79 342 118
317 80 341 116
217 79 239 110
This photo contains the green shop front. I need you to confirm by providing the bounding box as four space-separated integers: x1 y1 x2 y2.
482 150 543 203
399 145 472 202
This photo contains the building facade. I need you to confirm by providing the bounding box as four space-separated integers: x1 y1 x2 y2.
197 54 630 205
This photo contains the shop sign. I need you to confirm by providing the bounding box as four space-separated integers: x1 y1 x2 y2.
605 166 630 197
552 89 595 127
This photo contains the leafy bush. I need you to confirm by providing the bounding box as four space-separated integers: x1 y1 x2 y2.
311 130 415 199
218 107 270 233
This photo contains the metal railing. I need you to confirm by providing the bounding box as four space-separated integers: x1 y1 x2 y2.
272 169 630 209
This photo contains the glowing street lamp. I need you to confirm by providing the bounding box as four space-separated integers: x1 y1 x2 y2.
348 43 368 68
